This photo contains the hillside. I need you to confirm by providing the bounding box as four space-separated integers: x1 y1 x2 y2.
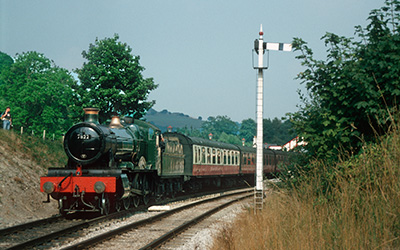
0 130 60 228
144 108 203 132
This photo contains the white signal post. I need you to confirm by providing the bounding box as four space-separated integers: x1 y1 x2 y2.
253 25 291 212
256 27 264 193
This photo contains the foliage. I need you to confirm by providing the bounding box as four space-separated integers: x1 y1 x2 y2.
0 129 66 170
289 0 400 161
239 118 256 145
264 118 295 145
212 121 400 249
0 51 77 137
201 115 239 139
74 34 158 122
0 52 14 108
0 52 13 72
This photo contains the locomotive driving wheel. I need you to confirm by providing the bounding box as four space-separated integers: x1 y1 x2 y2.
115 200 122 212
132 173 141 207
142 175 150 205
132 195 140 207
123 197 131 210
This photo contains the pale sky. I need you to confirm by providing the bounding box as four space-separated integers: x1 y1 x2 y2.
0 0 385 122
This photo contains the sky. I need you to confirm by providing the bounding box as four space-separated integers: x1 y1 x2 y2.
0 0 385 122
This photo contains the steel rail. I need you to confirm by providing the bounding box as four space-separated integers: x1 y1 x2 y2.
140 192 252 250
0 215 63 236
62 188 252 250
4 208 133 250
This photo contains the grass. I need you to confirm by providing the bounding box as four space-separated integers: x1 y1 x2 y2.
0 129 66 170
211 126 400 249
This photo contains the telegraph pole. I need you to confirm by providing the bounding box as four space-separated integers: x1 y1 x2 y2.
253 25 291 212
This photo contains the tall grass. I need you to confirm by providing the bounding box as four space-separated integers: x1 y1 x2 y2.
0 129 66 170
211 126 400 249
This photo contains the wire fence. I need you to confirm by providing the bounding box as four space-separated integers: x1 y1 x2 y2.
1 122 63 141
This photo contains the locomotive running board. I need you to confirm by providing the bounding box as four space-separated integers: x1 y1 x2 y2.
46 168 123 176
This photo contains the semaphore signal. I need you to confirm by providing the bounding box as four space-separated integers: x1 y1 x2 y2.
252 24 292 212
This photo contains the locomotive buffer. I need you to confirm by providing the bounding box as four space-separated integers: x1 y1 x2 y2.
253 25 291 212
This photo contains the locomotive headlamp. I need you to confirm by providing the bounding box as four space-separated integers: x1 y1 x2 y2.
43 182 55 194
94 181 106 194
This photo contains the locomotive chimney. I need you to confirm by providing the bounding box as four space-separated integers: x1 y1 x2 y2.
83 108 100 124
109 115 123 128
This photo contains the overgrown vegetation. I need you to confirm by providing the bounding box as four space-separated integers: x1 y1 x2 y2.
0 129 66 170
289 0 400 161
212 123 400 249
211 1 400 248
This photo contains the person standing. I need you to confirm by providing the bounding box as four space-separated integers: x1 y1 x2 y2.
1 107 12 130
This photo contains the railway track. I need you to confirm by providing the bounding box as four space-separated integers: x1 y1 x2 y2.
61 188 252 249
0 215 75 249
0 187 251 249
0 208 139 250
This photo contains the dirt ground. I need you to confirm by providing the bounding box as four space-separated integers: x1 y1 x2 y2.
0 142 58 228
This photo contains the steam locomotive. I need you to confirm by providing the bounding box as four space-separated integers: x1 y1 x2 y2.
40 108 289 215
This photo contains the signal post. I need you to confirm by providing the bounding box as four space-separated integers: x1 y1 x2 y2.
253 25 291 212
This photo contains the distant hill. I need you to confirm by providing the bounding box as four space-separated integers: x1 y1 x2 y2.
143 108 204 132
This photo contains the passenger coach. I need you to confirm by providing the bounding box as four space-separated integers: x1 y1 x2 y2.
161 132 288 187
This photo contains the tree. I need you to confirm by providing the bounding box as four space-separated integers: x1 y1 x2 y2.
0 51 77 136
201 116 239 140
0 52 13 73
0 52 14 108
289 0 400 160
239 118 256 146
264 118 295 145
75 34 158 122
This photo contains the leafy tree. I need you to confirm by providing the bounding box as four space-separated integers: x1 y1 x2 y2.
289 0 400 160
264 118 295 145
0 51 76 136
0 52 14 108
201 115 238 140
0 52 13 73
176 126 202 137
74 34 157 122
239 118 256 146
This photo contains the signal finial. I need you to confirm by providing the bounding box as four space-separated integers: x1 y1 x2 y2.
259 24 263 37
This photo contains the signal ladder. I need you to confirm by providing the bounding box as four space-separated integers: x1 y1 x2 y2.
254 188 263 213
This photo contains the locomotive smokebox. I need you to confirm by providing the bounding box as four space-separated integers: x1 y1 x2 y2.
83 107 100 124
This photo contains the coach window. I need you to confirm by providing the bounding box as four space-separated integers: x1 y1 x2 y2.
198 147 201 164
223 150 227 164
235 152 239 165
194 146 200 164
201 147 206 164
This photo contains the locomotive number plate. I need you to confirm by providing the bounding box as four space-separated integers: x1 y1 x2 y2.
77 134 91 140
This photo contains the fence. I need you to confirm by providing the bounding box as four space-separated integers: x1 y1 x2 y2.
1 122 62 141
